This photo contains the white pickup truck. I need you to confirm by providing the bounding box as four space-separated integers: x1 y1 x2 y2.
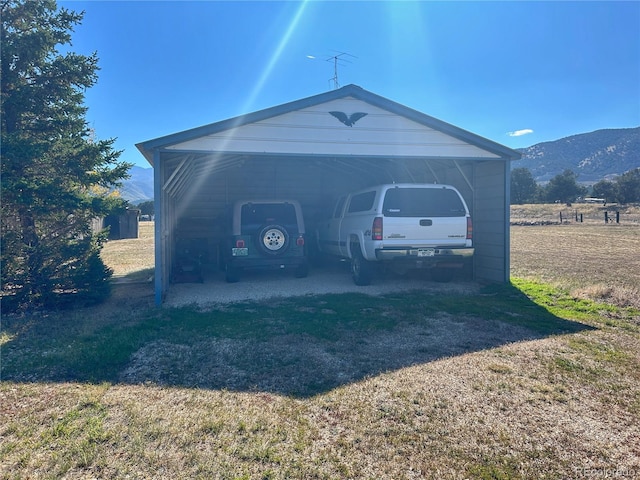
316 183 474 285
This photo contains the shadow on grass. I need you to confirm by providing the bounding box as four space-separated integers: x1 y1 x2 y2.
111 267 154 284
1 282 594 398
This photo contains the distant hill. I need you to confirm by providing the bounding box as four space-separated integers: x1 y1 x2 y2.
516 127 640 183
119 166 154 204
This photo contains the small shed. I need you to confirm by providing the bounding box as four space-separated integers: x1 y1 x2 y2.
137 85 521 305
105 208 140 240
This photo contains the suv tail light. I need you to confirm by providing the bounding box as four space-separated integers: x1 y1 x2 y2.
235 239 245 248
372 217 383 240
296 235 305 246
466 217 473 240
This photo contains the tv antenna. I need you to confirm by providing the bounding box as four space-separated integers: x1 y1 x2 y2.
307 51 357 89
327 52 356 89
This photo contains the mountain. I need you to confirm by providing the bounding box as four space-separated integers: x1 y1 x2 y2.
516 127 640 183
119 165 154 204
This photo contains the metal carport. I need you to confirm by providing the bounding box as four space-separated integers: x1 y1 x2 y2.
136 84 521 305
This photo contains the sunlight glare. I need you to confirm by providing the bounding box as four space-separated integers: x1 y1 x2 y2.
243 0 310 113
385 2 438 94
171 0 310 221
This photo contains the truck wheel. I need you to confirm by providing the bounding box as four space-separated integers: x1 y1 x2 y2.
431 267 454 283
351 247 373 286
257 225 289 255
308 231 325 266
294 262 309 278
225 265 240 283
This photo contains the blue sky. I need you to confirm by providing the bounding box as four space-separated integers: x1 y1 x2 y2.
60 1 640 168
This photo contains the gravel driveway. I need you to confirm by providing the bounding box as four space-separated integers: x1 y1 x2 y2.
165 261 478 307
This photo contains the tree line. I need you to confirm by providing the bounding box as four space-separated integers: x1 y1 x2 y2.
511 167 640 205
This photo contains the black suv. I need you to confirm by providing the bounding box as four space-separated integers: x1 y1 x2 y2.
219 200 309 282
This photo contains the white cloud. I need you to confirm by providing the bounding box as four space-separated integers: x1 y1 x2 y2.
508 129 534 137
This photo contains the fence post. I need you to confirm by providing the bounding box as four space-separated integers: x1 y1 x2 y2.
580 213 583 223
616 211 620 224
560 211 563 224
605 212 609 223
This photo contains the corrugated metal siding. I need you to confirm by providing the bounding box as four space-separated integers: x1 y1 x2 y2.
167 98 502 159
473 161 508 282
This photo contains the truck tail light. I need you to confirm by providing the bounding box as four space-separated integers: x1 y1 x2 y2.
466 217 473 240
296 235 305 246
235 239 245 248
372 217 383 240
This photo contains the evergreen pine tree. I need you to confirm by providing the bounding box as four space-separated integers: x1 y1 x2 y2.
1 0 132 309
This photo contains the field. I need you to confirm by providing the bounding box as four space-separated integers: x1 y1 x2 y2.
100 221 155 278
510 202 640 226
1 208 639 479
511 202 640 309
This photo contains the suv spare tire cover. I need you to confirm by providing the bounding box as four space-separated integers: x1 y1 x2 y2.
257 225 290 255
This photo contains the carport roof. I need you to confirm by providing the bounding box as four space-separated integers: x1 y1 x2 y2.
136 84 521 165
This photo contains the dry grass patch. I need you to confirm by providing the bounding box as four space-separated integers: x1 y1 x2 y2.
572 284 640 314
316 338 640 478
511 203 640 225
3 331 639 479
100 221 154 277
511 223 640 309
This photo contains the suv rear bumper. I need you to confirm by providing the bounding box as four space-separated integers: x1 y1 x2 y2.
375 247 474 267
228 255 306 271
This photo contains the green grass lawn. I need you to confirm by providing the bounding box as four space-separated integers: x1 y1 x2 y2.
1 283 593 392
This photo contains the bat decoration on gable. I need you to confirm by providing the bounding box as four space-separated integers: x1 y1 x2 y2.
329 111 368 127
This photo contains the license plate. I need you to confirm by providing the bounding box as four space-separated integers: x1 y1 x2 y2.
232 247 248 256
417 248 435 257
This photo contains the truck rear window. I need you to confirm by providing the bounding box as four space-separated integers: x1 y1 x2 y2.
382 188 467 217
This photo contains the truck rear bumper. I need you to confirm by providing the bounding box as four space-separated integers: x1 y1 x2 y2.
375 247 474 267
